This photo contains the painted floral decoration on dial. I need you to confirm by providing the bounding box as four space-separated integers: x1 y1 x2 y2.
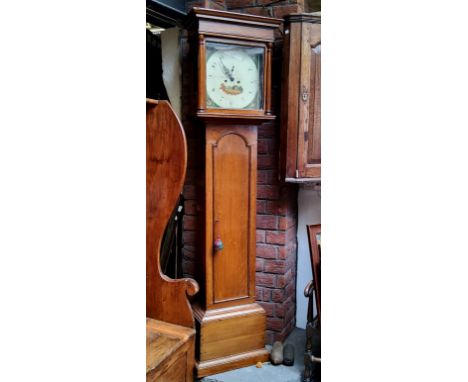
206 42 264 110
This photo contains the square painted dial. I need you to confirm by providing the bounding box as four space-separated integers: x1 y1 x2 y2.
205 42 264 110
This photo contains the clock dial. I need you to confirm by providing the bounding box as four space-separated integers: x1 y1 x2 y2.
205 43 264 110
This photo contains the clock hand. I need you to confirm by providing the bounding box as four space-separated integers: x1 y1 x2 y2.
220 58 234 81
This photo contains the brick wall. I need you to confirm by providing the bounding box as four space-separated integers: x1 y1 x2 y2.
181 0 301 344
224 0 304 17
186 0 313 16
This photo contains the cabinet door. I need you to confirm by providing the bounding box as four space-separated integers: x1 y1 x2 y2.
205 125 257 308
280 14 321 182
297 22 321 178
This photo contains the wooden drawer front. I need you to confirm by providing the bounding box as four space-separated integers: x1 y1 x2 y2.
150 352 187 382
200 312 265 361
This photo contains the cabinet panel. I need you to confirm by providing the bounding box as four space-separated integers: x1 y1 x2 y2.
303 42 321 178
204 126 257 307
280 13 321 182
213 133 251 302
307 44 321 165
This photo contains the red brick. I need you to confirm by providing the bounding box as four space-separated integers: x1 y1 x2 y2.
259 302 275 317
258 170 277 185
182 260 195 277
185 167 197 184
256 0 287 4
285 305 295 322
258 123 275 138
257 215 278 230
263 288 272 301
256 230 266 243
257 170 267 184
265 330 275 345
255 287 263 301
258 155 275 169
257 170 269 185
183 231 196 246
286 226 297 242
267 317 283 332
184 200 198 216
182 247 196 260
275 304 285 318
266 231 286 245
183 215 197 230
257 139 269 154
183 185 196 199
225 0 252 8
286 279 295 297
272 289 285 302
265 200 284 215
282 321 294 340
256 245 277 259
278 243 296 260
257 185 279 200
256 272 275 288
291 266 297 277
244 6 270 16
279 215 296 230
256 258 264 272
276 269 292 288
207 0 226 9
272 4 299 17
264 260 286 274
257 200 266 214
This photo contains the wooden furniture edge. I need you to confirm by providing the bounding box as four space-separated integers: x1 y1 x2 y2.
196 348 269 377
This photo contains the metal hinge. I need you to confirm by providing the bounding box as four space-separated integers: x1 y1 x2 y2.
304 130 308 142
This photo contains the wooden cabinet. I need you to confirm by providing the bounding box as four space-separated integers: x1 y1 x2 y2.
184 8 281 378
280 13 321 182
146 319 195 382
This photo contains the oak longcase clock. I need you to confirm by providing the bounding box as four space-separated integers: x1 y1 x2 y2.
185 8 281 378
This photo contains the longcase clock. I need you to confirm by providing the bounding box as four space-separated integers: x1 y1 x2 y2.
185 8 281 377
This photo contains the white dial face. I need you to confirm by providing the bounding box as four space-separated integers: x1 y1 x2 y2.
206 46 263 110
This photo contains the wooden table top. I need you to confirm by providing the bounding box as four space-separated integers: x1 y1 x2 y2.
146 318 195 373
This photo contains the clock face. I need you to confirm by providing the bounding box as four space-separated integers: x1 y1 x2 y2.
205 42 264 110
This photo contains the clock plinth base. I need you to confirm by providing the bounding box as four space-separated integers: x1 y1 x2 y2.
194 302 269 377
196 348 269 378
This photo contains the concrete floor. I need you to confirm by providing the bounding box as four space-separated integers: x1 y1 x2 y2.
198 328 313 382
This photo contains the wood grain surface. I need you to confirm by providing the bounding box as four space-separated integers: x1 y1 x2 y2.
279 13 321 182
146 318 195 382
146 99 199 329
